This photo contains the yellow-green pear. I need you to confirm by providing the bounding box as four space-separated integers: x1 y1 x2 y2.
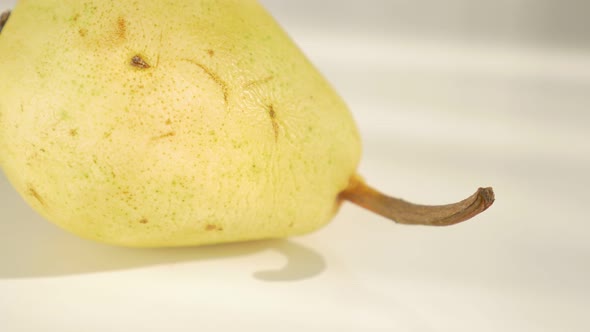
0 0 494 247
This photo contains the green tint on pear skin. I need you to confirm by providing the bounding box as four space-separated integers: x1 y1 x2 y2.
0 0 493 248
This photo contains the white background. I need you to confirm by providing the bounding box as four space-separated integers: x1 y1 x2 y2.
1 0 589 331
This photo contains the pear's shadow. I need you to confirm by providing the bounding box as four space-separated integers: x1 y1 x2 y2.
0 177 326 281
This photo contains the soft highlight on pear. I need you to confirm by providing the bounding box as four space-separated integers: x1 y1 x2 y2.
0 0 493 248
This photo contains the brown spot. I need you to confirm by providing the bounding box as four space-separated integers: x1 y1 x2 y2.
268 104 279 142
0 11 11 34
206 49 215 57
69 128 78 137
181 58 228 104
103 131 112 138
151 131 176 140
116 17 127 40
78 28 88 37
243 75 274 89
72 13 80 22
165 119 172 125
205 224 223 231
131 55 150 69
27 185 46 207
139 218 148 224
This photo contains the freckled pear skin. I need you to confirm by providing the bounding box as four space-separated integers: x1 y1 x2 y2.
0 0 362 247
0 1 494 248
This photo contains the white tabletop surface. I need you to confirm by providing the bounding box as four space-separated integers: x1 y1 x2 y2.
1 1 589 331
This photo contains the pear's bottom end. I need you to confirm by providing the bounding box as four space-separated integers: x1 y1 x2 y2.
50 216 332 249
72 230 321 249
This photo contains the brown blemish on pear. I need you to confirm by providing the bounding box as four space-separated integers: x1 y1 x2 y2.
27 185 47 207
340 176 494 226
205 224 223 231
181 58 229 104
243 75 274 89
268 104 279 142
131 55 150 69
116 17 127 41
151 131 176 140
139 218 149 224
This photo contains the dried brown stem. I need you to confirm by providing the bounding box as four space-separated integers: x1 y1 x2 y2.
340 176 494 226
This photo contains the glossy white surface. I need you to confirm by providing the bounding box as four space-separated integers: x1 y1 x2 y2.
1 1 589 331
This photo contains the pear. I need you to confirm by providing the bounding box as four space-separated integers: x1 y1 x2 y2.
0 0 494 247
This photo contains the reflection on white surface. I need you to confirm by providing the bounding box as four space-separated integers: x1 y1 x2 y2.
1 0 589 331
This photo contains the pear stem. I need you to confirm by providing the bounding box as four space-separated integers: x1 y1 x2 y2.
0 11 10 34
340 176 494 226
